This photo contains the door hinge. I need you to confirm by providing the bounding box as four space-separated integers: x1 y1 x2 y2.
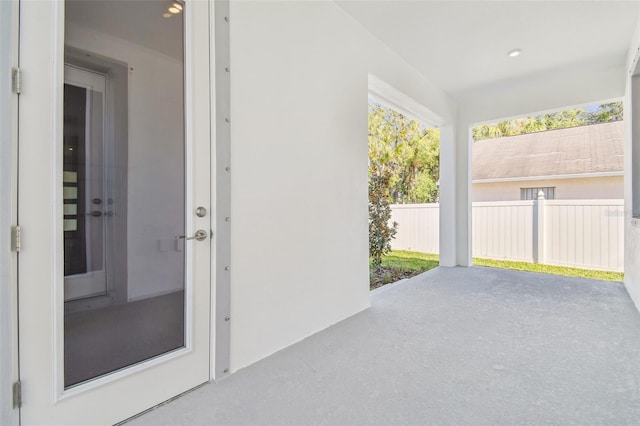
12 68 21 94
11 226 21 252
12 381 21 408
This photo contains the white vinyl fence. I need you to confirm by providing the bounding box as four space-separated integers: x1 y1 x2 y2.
473 201 534 262
389 204 440 254
390 198 624 272
543 200 624 272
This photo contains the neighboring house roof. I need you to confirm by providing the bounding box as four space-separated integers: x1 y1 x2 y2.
472 121 624 182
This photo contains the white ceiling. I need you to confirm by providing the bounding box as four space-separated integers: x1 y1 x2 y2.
66 0 184 60
65 1 640 104
336 1 640 98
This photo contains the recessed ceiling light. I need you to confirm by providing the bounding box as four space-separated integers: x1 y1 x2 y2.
168 6 180 14
508 49 522 58
172 2 183 11
163 12 172 18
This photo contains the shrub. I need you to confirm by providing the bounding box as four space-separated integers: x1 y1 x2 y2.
369 166 398 269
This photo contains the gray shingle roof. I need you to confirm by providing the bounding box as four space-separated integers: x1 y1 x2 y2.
472 121 624 181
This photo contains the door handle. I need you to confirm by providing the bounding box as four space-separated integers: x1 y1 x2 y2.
86 211 102 217
177 229 208 242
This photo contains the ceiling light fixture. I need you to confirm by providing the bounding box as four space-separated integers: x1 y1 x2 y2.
164 1 183 17
508 49 522 58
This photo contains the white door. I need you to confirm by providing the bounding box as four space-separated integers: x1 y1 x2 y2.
18 0 212 424
63 65 109 301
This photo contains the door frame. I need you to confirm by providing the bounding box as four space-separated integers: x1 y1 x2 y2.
14 0 229 423
3 0 233 422
0 0 20 424
212 0 232 382
53 1 209 400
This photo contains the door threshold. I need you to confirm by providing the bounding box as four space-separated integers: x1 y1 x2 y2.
116 380 210 425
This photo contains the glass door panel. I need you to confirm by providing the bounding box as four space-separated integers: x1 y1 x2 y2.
63 0 186 388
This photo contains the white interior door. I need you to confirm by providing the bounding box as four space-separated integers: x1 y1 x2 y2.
18 1 212 424
63 65 109 301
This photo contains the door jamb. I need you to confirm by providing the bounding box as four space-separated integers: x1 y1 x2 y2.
212 0 231 381
1 0 20 424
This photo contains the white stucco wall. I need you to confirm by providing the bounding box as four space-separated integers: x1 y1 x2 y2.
228 0 456 371
473 176 624 202
625 14 640 312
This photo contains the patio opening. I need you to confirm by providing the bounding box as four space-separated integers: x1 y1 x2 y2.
386 101 625 283
367 96 440 290
469 102 624 280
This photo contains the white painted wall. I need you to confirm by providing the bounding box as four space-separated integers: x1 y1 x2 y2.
65 24 185 301
228 0 457 371
625 14 640 311
455 117 472 266
473 176 624 202
0 1 18 423
438 124 458 266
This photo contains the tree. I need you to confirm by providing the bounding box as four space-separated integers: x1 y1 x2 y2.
368 165 397 269
368 103 440 204
367 102 438 266
472 102 623 141
587 102 623 123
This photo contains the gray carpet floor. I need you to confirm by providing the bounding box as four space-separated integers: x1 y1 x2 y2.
128 267 640 425
65 290 184 387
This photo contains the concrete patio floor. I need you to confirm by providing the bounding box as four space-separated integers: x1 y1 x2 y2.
128 266 640 425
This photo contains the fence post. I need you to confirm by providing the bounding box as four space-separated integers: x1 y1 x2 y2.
533 191 546 264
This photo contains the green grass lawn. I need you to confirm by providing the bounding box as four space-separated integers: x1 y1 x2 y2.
473 257 624 282
370 251 439 289
370 250 624 289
